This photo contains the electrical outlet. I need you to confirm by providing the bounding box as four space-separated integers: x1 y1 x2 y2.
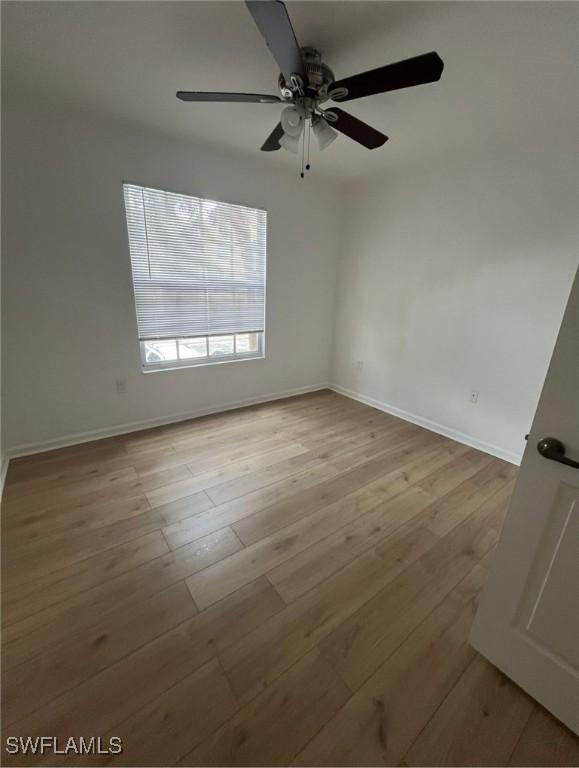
116 378 127 395
355 359 364 372
470 390 479 404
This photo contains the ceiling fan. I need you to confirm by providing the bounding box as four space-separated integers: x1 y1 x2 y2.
177 0 444 175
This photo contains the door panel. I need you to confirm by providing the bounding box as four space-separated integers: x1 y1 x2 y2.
470 267 579 734
517 483 577 669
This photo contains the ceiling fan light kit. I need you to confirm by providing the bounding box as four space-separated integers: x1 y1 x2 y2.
177 0 444 176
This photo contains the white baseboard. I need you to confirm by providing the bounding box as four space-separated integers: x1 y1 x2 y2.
329 383 522 466
1 455 9 499
4 380 522 466
6 382 330 460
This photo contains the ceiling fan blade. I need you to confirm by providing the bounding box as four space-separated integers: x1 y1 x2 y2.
245 1 305 83
330 51 444 102
326 108 388 150
176 91 281 103
261 122 285 151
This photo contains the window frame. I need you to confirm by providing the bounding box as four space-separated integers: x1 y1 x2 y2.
140 332 265 373
122 181 267 374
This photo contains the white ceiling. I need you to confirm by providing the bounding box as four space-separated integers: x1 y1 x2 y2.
3 1 576 182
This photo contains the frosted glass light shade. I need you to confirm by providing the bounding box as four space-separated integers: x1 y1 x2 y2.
313 118 338 150
280 106 303 137
280 132 301 154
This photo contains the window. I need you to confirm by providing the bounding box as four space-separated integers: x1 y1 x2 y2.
123 184 266 370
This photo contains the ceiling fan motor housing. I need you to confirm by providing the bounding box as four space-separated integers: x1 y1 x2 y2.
278 47 335 106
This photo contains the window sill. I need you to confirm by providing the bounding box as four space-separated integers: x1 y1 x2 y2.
141 354 265 374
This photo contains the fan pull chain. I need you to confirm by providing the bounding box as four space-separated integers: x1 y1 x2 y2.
306 119 311 171
300 121 305 178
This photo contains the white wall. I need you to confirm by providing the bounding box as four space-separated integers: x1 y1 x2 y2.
2 96 341 453
332 136 578 464
330 0 578 465
0 57 3 487
0 138 3 487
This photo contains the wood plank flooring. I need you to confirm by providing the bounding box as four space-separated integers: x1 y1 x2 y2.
2 390 577 767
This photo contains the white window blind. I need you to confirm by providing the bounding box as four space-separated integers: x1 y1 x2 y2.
123 184 266 341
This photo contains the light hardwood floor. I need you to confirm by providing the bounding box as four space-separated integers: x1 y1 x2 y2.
2 390 577 767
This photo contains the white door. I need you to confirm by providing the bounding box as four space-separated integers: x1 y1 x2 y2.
470 267 579 734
